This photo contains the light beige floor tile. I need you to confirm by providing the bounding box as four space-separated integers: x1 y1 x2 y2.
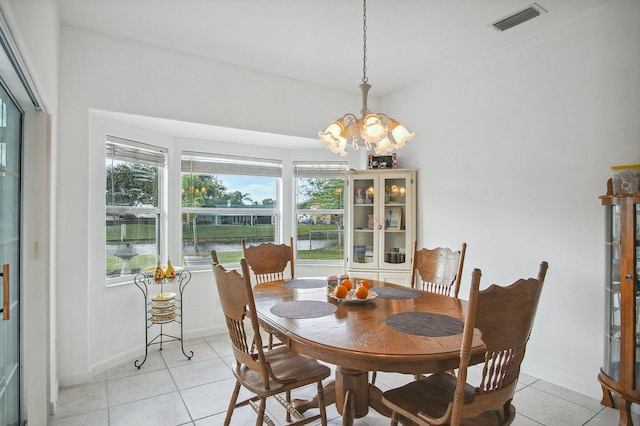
161 342 216 368
108 392 191 426
106 349 166 380
53 381 108 419
513 385 598 426
107 368 177 406
511 413 544 425
169 357 234 390
180 377 238 420
49 409 109 426
531 379 603 412
194 404 279 425
203 333 230 343
207 338 233 357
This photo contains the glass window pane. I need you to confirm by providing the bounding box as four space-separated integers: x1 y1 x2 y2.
106 213 159 277
182 173 276 208
182 213 275 265
106 160 159 208
296 214 344 261
295 170 346 262
297 178 344 209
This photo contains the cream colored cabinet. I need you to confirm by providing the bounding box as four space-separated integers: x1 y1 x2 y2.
346 169 416 285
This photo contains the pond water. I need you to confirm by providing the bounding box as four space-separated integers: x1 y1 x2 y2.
107 238 340 256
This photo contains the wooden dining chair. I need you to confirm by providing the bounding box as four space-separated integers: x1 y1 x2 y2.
411 241 467 298
382 261 548 426
371 241 468 386
212 253 331 426
242 237 295 349
242 236 295 285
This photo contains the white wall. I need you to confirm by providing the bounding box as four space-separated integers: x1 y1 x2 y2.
383 0 640 398
56 0 640 403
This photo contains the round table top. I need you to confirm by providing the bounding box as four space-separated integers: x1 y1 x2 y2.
253 279 485 374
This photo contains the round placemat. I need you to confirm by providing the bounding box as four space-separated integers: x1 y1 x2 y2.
283 278 327 289
374 287 423 299
385 312 464 337
270 301 337 319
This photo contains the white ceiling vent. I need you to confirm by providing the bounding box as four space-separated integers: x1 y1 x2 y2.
490 3 548 32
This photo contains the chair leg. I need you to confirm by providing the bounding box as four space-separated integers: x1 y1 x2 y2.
224 381 242 426
285 390 292 423
391 411 399 426
317 380 328 426
371 371 377 384
256 398 267 426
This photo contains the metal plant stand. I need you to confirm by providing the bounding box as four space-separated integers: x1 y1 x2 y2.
133 269 193 368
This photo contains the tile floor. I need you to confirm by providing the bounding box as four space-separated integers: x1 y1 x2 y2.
49 333 635 426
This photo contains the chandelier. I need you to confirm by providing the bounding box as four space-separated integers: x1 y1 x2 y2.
319 0 414 156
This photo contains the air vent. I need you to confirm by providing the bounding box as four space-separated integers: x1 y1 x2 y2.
491 3 547 32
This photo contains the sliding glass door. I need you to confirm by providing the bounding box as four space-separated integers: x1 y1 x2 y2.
0 80 22 426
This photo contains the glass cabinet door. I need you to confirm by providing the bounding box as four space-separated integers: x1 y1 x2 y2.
603 204 622 382
382 175 409 268
351 177 377 266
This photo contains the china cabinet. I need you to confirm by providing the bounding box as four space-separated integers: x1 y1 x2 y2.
345 169 416 285
598 185 640 425
133 269 193 368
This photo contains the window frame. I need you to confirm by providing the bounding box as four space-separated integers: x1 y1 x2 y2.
105 136 167 285
180 151 282 268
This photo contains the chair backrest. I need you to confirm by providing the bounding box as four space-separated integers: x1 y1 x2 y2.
212 257 273 386
411 241 467 298
242 237 295 285
449 261 548 425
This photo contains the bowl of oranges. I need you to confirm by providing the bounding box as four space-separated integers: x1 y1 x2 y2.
330 279 377 304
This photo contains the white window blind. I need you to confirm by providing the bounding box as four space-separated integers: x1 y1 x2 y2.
293 161 348 178
182 151 282 177
106 135 167 167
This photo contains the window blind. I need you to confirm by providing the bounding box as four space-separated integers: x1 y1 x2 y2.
106 135 167 166
181 151 282 177
293 161 348 179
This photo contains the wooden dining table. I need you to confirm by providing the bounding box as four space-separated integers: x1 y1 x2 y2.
252 278 486 425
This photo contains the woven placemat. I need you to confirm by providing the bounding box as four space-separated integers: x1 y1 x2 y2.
270 301 337 319
374 287 423 299
283 278 327 289
385 312 464 337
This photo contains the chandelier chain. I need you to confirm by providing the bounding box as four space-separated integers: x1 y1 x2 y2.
362 0 368 84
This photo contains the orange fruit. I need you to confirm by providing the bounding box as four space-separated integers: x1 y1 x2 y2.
359 280 370 289
334 285 348 298
355 285 369 299
341 279 353 291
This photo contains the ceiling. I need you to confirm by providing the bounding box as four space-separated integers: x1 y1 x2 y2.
57 0 615 146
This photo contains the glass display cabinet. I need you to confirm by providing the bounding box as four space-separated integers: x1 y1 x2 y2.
598 186 640 425
346 169 416 285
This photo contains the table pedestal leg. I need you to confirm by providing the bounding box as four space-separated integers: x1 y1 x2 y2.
335 367 370 420
291 368 391 426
